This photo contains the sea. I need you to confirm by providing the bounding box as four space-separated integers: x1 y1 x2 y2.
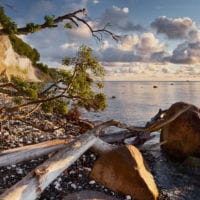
83 81 200 126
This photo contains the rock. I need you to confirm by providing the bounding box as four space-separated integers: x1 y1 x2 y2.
90 145 159 200
63 190 118 200
153 85 158 88
160 102 200 158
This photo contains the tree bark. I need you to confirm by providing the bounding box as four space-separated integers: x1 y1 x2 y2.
0 139 73 167
91 137 117 155
0 133 97 200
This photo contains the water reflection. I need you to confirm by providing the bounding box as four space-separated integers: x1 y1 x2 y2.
84 81 200 125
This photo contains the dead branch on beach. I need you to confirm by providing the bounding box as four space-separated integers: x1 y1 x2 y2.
0 103 192 200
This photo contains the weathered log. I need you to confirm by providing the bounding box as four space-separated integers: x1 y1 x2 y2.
100 130 137 143
0 133 97 200
91 138 117 155
0 139 73 167
0 120 118 200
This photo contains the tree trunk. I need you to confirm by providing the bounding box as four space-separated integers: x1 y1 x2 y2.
0 139 73 167
91 138 117 155
0 133 97 200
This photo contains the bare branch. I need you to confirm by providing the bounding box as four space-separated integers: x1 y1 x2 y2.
0 8 119 41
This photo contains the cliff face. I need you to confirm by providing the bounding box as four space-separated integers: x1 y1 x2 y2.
0 34 39 81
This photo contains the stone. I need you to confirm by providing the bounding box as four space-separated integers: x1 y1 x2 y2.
90 145 159 200
160 102 200 158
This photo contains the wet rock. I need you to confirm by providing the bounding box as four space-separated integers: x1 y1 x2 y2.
160 102 200 158
90 145 159 200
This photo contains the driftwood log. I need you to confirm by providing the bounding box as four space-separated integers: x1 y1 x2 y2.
0 103 192 200
0 121 118 200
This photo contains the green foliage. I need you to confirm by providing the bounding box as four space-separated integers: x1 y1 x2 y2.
35 63 50 74
13 97 22 105
61 45 107 111
41 102 54 113
9 34 40 64
0 7 18 34
53 99 69 115
25 22 39 33
64 23 73 29
6 45 106 118
41 99 68 115
11 76 41 100
44 15 55 26
94 93 107 111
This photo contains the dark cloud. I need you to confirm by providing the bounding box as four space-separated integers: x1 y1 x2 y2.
170 41 200 64
98 6 145 32
151 16 194 39
98 47 140 62
150 51 170 63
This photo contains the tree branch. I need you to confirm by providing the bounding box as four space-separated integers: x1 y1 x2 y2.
0 8 119 40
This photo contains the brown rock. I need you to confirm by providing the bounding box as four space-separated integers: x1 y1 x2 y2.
161 102 200 158
63 190 118 200
90 145 159 200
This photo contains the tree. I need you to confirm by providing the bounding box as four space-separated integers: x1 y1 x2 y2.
0 6 114 132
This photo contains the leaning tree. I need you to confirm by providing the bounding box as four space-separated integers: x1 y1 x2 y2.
0 6 120 134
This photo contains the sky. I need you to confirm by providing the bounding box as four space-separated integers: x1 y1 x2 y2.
2 0 200 81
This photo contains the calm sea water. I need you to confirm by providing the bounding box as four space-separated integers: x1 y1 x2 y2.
83 81 200 126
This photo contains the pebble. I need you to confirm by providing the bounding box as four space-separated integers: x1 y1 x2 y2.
54 181 61 191
89 180 96 185
126 195 132 200
70 183 77 189
69 170 76 175
16 168 24 175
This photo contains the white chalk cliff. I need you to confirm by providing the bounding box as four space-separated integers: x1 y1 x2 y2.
0 33 39 81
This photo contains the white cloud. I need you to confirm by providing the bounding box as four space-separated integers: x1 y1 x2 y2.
98 32 167 63
137 32 165 53
60 43 80 50
117 34 139 51
122 7 129 13
93 0 99 4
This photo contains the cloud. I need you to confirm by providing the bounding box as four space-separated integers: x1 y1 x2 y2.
117 34 139 51
103 61 200 81
98 33 167 63
151 16 194 39
137 32 165 53
170 41 200 64
93 0 99 4
97 5 145 32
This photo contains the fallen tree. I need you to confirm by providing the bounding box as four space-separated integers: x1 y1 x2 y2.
0 103 193 200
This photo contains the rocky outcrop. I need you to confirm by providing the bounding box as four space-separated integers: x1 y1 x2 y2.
160 102 200 158
90 145 159 200
0 33 39 81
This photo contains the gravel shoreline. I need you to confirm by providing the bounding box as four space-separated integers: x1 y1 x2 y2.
0 117 128 200
0 114 171 200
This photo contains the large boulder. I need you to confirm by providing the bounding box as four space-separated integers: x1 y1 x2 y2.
160 102 200 158
90 145 159 200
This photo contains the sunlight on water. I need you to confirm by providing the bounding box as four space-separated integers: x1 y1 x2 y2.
83 81 200 126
